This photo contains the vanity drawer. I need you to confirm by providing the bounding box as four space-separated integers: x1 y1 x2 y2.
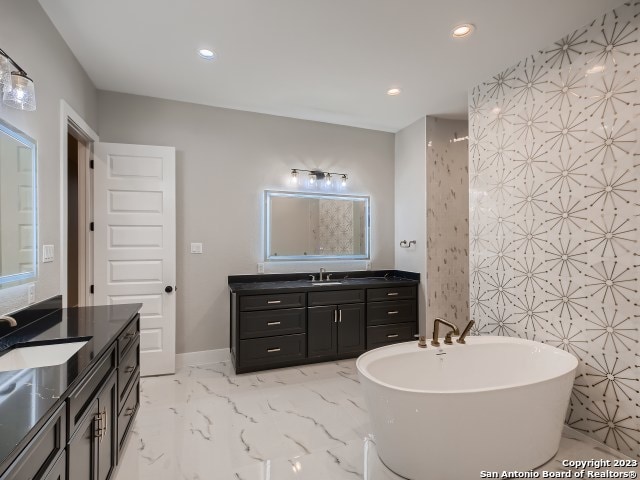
367 300 416 325
0 405 65 480
118 337 140 408
239 334 306 366
240 292 306 311
118 316 139 362
308 289 365 306
118 379 139 456
240 308 305 339
367 286 416 302
367 323 416 350
67 345 116 438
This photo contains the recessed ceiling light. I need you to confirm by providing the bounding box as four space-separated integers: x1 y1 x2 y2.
451 24 474 38
198 49 217 60
387 88 402 96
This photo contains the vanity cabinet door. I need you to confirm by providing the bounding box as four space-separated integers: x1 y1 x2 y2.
68 399 99 480
307 305 337 358
337 303 365 355
97 371 117 480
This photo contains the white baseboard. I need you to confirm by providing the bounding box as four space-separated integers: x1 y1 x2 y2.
176 348 230 369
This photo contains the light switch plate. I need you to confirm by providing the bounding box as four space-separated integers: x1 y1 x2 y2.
190 243 203 254
27 284 36 304
257 263 265 274
42 245 55 263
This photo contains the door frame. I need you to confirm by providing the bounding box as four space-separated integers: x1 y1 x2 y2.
59 100 99 308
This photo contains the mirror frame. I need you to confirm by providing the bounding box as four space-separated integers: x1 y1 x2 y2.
0 118 37 286
264 190 370 261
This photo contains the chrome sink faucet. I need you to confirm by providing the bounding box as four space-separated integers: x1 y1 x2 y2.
319 267 326 282
0 316 17 327
432 317 459 347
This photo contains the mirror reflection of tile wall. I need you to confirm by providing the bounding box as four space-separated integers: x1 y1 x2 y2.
469 3 640 458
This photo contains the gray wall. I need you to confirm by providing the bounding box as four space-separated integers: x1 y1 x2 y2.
394 117 427 335
0 0 98 313
469 2 640 457
426 117 469 330
97 91 395 354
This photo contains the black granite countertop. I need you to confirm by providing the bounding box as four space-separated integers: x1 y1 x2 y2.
0 302 141 473
228 269 419 294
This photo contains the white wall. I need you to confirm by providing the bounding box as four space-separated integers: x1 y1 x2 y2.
0 0 98 314
97 91 395 354
394 117 426 335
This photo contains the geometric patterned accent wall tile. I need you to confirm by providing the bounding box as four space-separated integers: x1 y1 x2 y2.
469 1 640 458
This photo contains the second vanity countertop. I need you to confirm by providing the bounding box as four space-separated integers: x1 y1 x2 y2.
0 302 141 474
228 269 420 295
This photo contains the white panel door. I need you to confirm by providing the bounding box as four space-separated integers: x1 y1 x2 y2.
93 143 176 376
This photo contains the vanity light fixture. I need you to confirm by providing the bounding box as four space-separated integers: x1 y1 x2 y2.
451 24 475 38
0 48 36 111
289 169 348 188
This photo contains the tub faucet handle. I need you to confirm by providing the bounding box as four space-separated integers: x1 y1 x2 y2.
415 335 427 348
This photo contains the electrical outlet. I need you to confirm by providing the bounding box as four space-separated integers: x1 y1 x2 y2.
190 242 203 254
42 245 55 263
257 263 265 274
366 261 372 271
28 284 36 304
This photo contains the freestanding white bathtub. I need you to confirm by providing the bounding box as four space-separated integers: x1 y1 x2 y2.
356 336 578 480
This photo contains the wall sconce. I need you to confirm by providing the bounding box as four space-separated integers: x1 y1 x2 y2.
290 169 348 189
0 48 36 111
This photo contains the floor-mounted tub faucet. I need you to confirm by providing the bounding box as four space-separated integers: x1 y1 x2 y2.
431 318 459 347
456 320 475 344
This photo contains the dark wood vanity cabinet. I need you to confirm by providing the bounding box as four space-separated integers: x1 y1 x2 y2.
230 277 418 373
0 313 141 480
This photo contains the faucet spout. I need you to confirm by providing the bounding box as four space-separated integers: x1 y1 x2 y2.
319 267 326 282
0 316 17 327
431 318 459 347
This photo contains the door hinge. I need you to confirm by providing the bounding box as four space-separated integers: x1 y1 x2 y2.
90 222 94 231
89 159 94 169
90 285 94 294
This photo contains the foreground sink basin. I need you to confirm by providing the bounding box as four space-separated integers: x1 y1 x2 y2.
0 341 87 372
311 282 343 286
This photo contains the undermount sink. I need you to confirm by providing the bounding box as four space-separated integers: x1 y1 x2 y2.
311 282 343 286
0 341 87 372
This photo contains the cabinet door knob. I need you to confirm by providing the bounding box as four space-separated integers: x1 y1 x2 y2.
165 286 174 293
125 365 135 374
125 407 135 416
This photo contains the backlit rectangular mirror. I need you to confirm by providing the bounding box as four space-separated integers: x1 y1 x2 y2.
265 190 369 261
0 119 37 287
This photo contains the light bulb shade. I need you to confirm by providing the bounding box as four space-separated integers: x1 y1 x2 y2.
308 173 316 184
341 175 347 186
0 55 12 93
325 173 332 185
290 169 298 184
3 72 36 111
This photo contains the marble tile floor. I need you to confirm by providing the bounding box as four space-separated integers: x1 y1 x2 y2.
115 360 637 480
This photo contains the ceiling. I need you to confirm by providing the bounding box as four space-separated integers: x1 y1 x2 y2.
40 0 621 132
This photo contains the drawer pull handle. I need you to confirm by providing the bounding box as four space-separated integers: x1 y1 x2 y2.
387 334 399 338
387 292 399 296
125 407 135 417
267 300 281 304
125 365 135 374
267 321 281 326
388 311 399 315
267 348 281 353
124 332 135 340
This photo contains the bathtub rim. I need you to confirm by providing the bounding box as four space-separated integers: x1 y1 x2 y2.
356 336 579 395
